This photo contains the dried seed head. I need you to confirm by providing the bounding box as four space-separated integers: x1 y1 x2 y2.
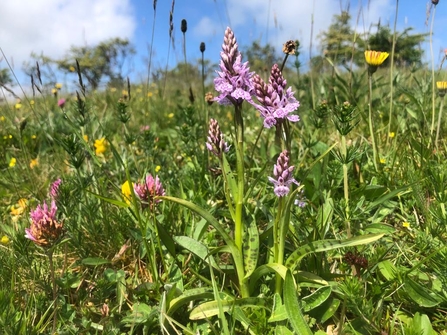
181 19 187 33
200 42 206 53
205 92 214 105
283 40 296 55
432 0 439 4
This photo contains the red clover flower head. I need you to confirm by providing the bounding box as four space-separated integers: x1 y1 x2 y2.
214 27 254 106
25 200 63 247
250 64 300 128
206 118 230 157
133 174 165 209
268 150 299 197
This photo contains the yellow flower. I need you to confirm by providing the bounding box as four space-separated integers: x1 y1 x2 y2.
83 134 89 142
30 158 39 169
30 100 35 105
55 83 63 89
94 138 108 155
0 116 4 121
31 135 37 139
168 113 174 118
155 165 161 173
122 89 128 97
147 92 153 98
11 198 28 216
121 180 133 204
136 88 142 93
9 157 16 167
1 236 10 245
15 103 22 110
110 87 117 92
69 66 76 72
380 158 386 164
402 221 410 228
436 81 447 97
364 50 389 66
51 88 58 94
388 132 395 138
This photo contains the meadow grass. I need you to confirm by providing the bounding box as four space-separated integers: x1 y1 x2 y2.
1 7 447 335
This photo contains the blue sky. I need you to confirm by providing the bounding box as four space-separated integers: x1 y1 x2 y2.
1 0 446 90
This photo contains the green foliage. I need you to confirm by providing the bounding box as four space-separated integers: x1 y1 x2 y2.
1 14 447 334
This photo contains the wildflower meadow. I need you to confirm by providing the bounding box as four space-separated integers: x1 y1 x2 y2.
1 1 447 334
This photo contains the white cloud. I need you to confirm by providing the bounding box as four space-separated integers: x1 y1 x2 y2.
193 17 217 38
0 0 136 74
222 0 394 54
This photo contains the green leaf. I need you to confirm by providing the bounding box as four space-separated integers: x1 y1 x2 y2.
249 263 288 293
174 236 220 271
285 233 384 271
167 288 214 316
310 297 341 323
189 297 269 320
302 286 332 312
403 277 442 307
377 260 398 281
283 270 312 335
243 219 259 279
156 220 176 258
275 325 294 335
410 313 437 335
81 257 110 266
268 293 287 322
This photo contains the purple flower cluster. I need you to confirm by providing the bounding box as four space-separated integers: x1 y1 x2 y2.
25 199 63 247
250 64 300 128
206 118 230 157
134 174 166 209
268 150 299 197
214 27 254 106
50 178 62 199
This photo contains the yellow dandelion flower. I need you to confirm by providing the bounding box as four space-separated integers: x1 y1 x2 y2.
9 157 16 167
121 180 133 204
94 138 108 155
83 134 89 142
1 236 10 245
168 113 174 118
69 65 76 72
436 81 447 97
155 165 161 173
147 92 153 98
0 116 4 121
8 134 12 139
51 88 58 95
365 50 389 75
30 100 35 105
364 50 389 66
15 103 22 110
389 132 395 138
55 83 62 89
379 158 386 164
402 221 410 228
122 89 128 96
30 158 39 169
110 87 117 92
31 134 37 139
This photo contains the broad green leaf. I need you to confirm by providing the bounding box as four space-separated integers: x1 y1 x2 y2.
296 271 329 286
269 293 287 322
377 260 398 281
168 288 214 316
302 286 332 312
283 270 312 335
275 326 294 335
364 223 396 234
411 312 437 335
243 219 259 279
81 257 110 266
403 277 442 307
174 236 220 271
310 297 341 323
249 263 288 293
285 233 384 271
189 297 269 320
